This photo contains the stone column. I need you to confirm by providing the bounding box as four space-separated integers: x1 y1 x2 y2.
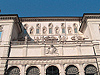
41 64 45 75
79 64 85 75
21 65 26 75
60 64 65 75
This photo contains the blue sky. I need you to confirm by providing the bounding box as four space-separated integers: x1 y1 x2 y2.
0 0 100 17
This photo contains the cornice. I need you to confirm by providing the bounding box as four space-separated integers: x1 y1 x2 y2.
0 15 22 32
1 55 98 60
79 14 100 32
19 17 82 22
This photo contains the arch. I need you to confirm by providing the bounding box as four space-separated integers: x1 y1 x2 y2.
26 66 40 75
84 64 97 75
46 65 59 75
7 66 20 75
65 65 79 75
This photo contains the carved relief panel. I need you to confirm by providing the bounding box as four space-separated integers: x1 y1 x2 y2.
45 45 58 55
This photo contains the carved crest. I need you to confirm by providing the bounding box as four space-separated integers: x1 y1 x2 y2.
46 45 58 54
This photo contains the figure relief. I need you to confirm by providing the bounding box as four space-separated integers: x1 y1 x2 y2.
55 26 59 34
36 23 41 28
46 45 58 54
48 23 53 28
73 23 77 27
24 24 28 30
42 26 47 34
61 23 65 28
30 26 34 34
68 27 72 34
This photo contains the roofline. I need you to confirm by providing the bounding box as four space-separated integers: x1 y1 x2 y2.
83 13 100 15
20 16 82 18
0 14 18 17
79 13 100 32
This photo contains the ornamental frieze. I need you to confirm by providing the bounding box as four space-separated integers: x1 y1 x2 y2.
8 59 96 65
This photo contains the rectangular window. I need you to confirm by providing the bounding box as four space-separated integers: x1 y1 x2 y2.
0 32 2 39
99 29 100 33
36 29 39 34
62 28 65 33
49 28 52 34
74 28 77 33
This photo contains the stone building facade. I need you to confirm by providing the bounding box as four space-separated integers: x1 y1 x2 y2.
0 13 100 75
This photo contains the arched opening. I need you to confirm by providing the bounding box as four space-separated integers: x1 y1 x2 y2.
46 66 59 75
85 65 97 75
26 66 40 75
65 65 79 75
7 66 20 75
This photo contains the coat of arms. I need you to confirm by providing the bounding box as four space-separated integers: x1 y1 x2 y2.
46 45 58 54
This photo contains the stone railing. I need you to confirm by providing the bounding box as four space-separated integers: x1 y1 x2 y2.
11 40 93 45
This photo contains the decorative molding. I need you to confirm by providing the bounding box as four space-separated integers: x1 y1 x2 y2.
8 59 96 65
19 18 82 22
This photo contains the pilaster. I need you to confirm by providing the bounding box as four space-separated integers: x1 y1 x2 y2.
21 65 26 75
41 64 45 75
79 64 85 75
60 64 65 75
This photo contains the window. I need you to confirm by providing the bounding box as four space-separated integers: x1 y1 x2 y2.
0 26 3 39
99 29 100 33
73 23 78 33
62 28 65 33
85 65 97 75
99 24 100 33
26 66 40 75
74 28 77 33
65 65 79 75
36 29 39 34
0 32 2 39
49 28 52 34
46 66 59 75
7 66 20 75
